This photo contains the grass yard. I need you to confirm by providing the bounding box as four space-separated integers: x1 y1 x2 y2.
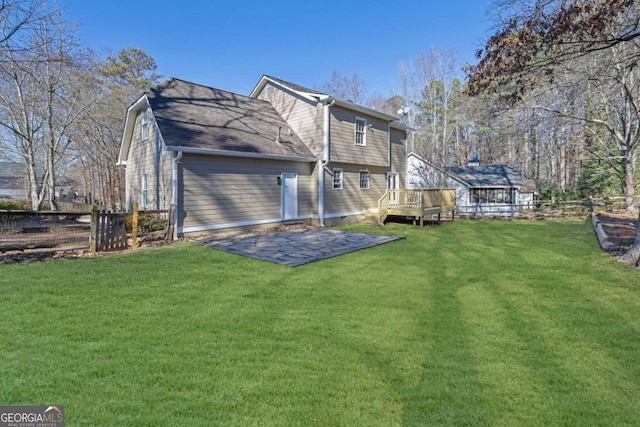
1 218 639 426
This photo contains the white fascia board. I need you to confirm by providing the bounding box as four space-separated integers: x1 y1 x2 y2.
326 159 389 168
390 121 408 130
249 75 268 98
331 98 399 122
251 76 319 104
165 145 317 163
116 95 150 166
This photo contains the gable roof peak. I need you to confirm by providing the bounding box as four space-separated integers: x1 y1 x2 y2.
252 74 400 122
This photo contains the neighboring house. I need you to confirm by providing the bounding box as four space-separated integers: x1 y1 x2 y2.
117 77 407 237
407 152 532 215
0 161 26 200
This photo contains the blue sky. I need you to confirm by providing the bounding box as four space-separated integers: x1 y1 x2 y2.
63 0 495 98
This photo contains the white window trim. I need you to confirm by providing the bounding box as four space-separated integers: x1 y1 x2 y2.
359 169 370 190
355 117 367 146
141 109 149 141
332 168 343 190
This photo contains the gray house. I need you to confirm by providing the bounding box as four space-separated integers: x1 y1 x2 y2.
117 77 407 237
0 162 26 200
407 152 534 215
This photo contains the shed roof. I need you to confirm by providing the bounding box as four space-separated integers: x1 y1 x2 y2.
145 78 315 160
0 162 23 178
447 164 525 188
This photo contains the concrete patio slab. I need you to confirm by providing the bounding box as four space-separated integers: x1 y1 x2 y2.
192 226 403 267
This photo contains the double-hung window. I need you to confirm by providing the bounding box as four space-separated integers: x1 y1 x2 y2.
141 109 149 141
332 168 343 190
359 170 370 190
355 117 367 146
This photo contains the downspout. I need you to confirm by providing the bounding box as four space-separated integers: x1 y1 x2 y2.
319 98 335 227
171 150 183 240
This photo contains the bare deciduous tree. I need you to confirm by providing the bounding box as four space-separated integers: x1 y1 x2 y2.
321 71 367 105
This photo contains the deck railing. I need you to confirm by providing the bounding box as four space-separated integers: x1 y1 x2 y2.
378 189 457 224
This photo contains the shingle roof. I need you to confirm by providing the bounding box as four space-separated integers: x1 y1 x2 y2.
0 162 23 178
262 75 325 96
146 78 315 159
446 164 525 188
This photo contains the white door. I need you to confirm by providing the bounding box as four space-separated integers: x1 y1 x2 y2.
387 172 400 206
281 173 298 220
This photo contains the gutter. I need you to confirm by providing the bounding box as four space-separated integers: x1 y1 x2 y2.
319 98 336 227
164 145 316 163
171 150 183 241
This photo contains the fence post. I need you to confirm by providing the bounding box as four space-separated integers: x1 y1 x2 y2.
166 203 176 241
89 205 98 253
132 202 139 249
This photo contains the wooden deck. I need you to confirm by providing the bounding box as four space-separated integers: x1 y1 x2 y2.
378 189 457 226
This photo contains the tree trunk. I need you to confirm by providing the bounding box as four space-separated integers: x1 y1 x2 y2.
623 150 637 215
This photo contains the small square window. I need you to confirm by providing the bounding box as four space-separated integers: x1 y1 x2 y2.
359 170 370 190
333 168 343 190
355 117 366 146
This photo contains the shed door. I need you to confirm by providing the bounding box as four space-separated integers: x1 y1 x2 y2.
281 173 298 220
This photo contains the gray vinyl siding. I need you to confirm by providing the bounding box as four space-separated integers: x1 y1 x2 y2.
329 106 389 167
125 108 172 211
390 127 407 188
323 163 387 215
178 154 315 229
260 83 324 157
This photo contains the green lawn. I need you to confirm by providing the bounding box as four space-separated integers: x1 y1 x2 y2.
1 218 639 426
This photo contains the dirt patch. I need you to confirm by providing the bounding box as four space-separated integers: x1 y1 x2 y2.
0 233 174 264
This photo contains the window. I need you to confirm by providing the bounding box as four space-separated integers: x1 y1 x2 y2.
141 174 148 209
355 117 367 146
141 109 149 141
332 168 343 190
265 85 273 101
471 188 513 204
359 170 370 190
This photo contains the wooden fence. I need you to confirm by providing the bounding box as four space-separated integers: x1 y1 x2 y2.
89 203 170 253
456 196 631 218
1 204 171 254
89 207 128 252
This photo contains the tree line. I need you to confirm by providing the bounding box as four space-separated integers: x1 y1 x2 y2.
326 1 636 215
0 0 160 211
